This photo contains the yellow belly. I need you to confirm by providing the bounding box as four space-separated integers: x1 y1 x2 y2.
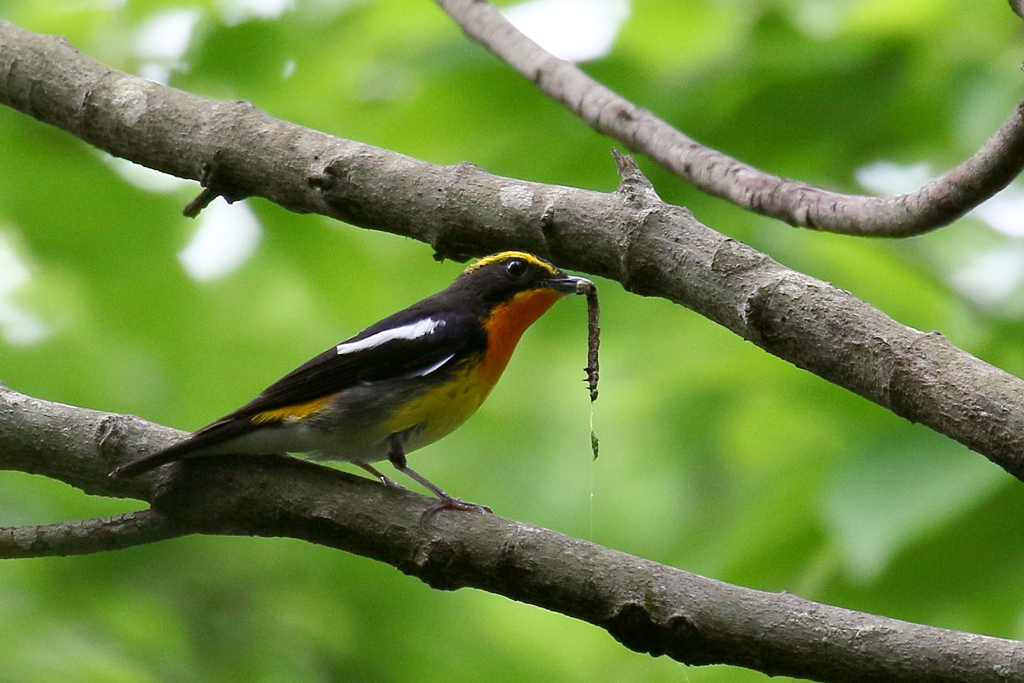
382 355 496 452
381 288 565 453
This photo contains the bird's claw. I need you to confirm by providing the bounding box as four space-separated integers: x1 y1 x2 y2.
421 496 492 520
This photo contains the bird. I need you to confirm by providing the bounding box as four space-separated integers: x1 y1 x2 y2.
110 251 593 515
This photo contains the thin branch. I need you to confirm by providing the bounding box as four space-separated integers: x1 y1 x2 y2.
434 0 1024 237
1 383 1022 683
2 20 1024 485
0 509 185 559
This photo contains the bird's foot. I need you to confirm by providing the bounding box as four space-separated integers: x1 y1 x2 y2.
421 495 492 519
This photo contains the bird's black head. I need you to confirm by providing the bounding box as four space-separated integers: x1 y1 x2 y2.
452 251 587 309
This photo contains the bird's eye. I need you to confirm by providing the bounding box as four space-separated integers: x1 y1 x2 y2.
506 259 527 278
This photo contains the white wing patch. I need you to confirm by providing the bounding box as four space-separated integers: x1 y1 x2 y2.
336 317 444 355
404 353 456 379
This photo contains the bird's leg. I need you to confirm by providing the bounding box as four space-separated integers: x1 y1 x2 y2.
386 434 491 516
358 463 405 489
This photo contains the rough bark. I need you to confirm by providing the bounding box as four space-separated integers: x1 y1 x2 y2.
2 384 1022 683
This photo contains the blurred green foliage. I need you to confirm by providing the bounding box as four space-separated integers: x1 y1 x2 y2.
2 0 1024 681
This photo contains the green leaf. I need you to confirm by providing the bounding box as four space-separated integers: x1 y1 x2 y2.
821 427 1006 583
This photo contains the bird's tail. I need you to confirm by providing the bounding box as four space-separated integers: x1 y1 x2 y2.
109 417 256 478
109 439 198 478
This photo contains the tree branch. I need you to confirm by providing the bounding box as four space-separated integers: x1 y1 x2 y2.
4 19 1024 681
0 509 185 558
434 0 1024 237
1 383 1021 683
3 18 1024 483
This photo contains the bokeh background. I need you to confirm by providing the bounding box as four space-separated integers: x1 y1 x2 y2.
2 0 1024 681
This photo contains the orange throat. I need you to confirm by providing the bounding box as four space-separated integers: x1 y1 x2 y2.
478 288 564 386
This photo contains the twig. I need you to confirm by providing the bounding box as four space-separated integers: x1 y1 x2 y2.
434 0 1024 237
0 509 184 559
183 156 252 218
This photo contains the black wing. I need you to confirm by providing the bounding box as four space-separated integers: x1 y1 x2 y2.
225 309 484 421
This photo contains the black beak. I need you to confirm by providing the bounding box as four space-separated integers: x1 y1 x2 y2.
546 273 594 295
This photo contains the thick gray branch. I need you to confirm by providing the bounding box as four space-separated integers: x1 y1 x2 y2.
2 19 1024 485
435 0 1024 237
1 383 1021 683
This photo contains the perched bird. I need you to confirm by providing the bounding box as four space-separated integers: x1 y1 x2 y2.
111 251 592 514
